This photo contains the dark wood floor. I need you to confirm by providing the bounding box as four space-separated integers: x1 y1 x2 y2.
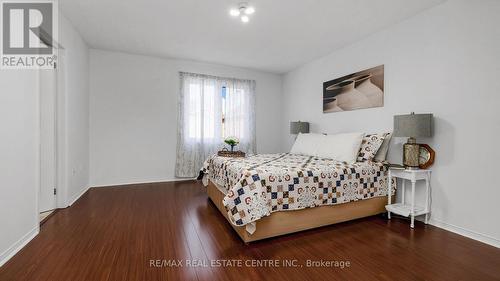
1 181 499 281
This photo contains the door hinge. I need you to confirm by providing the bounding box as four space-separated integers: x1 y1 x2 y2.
53 188 57 195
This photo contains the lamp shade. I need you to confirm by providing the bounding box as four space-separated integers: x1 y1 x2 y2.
290 121 310 134
393 113 433 138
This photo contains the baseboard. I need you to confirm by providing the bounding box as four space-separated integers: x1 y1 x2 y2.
67 186 90 206
429 218 500 248
0 226 39 267
90 178 196 188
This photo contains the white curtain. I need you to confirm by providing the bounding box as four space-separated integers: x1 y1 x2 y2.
175 72 256 178
224 78 256 155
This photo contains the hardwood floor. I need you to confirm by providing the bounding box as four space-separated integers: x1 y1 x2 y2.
1 180 499 281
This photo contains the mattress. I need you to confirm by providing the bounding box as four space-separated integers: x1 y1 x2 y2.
201 153 395 227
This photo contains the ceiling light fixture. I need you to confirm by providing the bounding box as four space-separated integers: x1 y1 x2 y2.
229 2 255 23
244 6 255 15
229 9 240 17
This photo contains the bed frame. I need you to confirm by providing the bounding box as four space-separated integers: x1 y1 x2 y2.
207 181 392 243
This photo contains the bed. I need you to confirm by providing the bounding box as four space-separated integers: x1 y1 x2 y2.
201 153 395 242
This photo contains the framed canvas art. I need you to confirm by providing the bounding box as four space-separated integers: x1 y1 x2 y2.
323 65 384 113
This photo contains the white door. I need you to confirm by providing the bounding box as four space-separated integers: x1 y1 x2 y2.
39 67 57 213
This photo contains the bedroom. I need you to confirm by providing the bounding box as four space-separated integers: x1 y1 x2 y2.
0 0 499 280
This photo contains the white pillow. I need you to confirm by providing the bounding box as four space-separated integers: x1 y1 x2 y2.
316 132 364 163
290 133 324 156
374 132 392 162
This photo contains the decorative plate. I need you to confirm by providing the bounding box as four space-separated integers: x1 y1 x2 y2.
418 144 435 169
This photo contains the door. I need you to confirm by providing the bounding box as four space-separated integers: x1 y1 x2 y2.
39 67 57 213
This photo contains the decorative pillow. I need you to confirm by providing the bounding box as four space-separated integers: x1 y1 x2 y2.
374 132 392 162
357 133 386 162
315 132 364 164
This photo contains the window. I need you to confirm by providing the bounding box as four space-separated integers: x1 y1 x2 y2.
176 72 256 177
185 81 249 140
186 82 217 139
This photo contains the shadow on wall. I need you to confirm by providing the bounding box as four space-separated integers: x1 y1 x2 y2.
427 116 455 220
432 116 455 166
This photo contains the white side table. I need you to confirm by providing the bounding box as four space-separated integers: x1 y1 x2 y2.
386 168 431 228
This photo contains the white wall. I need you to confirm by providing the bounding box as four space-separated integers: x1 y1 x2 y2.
282 0 500 246
0 13 89 266
89 49 283 187
0 70 40 266
59 15 90 206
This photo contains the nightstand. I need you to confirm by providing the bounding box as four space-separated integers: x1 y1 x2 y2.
386 168 431 228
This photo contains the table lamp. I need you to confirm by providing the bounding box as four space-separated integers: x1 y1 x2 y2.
290 121 310 135
393 112 433 169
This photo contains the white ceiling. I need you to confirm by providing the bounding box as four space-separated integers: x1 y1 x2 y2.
60 0 445 73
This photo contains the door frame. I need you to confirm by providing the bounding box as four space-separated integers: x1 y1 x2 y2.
55 49 68 209
39 66 58 213
37 48 68 218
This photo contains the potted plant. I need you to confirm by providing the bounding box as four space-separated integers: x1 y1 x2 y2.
224 137 240 152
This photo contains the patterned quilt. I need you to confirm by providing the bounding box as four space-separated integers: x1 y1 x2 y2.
201 153 395 228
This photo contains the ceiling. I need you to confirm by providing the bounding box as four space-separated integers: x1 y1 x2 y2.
60 0 445 73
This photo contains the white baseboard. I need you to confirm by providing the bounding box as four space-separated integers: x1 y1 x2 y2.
0 226 39 267
90 177 196 188
67 186 90 206
429 218 500 248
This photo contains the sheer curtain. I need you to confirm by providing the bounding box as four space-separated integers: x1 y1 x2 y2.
224 79 256 154
175 72 256 178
